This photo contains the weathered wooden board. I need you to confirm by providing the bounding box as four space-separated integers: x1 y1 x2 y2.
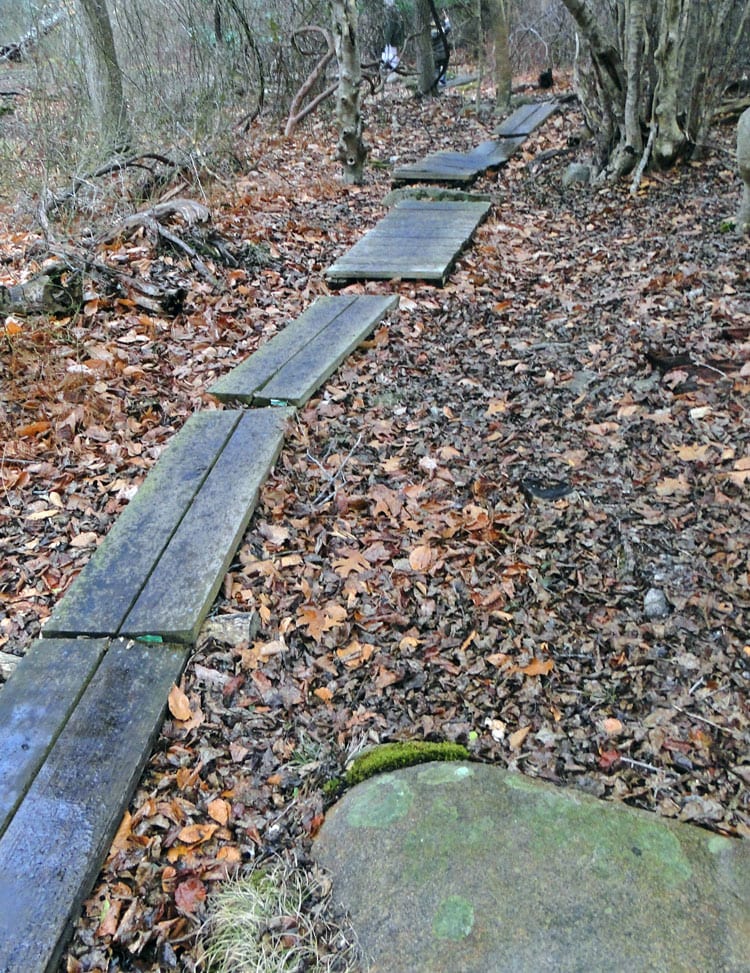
0 638 190 973
211 295 396 406
255 295 398 406
0 638 107 838
392 101 558 185
210 295 359 403
43 412 240 639
326 200 491 284
494 100 558 137
120 407 292 642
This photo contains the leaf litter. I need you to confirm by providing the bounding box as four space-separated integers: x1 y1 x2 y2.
0 83 748 971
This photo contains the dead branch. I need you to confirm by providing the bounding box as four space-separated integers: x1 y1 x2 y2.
285 26 337 137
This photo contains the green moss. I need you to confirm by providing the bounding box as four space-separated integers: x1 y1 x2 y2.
345 741 470 787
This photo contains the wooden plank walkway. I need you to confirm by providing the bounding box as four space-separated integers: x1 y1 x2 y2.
392 100 558 185
326 198 491 284
210 294 397 406
44 407 292 644
0 637 190 973
0 116 518 968
0 638 108 837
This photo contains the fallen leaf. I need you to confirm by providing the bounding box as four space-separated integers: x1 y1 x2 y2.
409 544 435 572
207 799 231 826
174 877 206 915
168 684 192 722
177 822 218 845
508 725 531 749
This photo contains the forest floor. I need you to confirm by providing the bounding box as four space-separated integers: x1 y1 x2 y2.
1 72 749 972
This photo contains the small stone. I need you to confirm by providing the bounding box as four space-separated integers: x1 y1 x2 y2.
644 587 670 619
562 162 591 188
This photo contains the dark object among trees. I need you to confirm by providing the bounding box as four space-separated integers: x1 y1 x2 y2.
538 68 554 89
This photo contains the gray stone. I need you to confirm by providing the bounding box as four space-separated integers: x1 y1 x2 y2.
562 162 591 189
314 762 750 973
644 586 670 619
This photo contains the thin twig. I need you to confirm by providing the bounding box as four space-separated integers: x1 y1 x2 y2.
674 705 743 739
308 435 362 506
619 756 664 775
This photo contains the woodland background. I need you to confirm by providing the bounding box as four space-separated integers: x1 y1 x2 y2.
0 2 749 972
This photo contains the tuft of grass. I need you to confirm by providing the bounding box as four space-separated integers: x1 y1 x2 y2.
201 857 361 973
344 741 470 787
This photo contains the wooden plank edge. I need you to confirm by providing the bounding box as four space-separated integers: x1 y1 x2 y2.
208 296 360 403
0 638 191 973
254 296 398 406
119 408 292 643
0 638 108 840
42 412 241 640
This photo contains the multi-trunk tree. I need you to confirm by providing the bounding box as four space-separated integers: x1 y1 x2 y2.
561 0 750 179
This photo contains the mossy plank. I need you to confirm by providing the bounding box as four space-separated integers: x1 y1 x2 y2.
0 638 107 838
43 412 240 639
120 408 292 643
209 296 359 404
255 295 398 406
0 638 190 973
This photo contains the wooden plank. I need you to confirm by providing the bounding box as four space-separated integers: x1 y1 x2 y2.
120 407 293 643
255 295 398 406
43 412 240 639
326 200 491 284
0 638 107 838
494 100 558 137
0 638 190 973
210 296 359 404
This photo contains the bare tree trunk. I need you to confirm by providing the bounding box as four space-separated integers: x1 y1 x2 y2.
491 0 512 112
561 0 750 179
77 0 130 153
330 0 367 184
738 107 750 234
414 0 435 96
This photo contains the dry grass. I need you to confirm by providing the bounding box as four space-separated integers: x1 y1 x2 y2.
201 857 361 973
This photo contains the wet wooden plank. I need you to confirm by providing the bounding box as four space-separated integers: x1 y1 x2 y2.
210 296 359 404
0 638 107 838
255 295 398 406
120 408 292 643
0 638 190 973
494 100 558 137
326 200 491 284
43 412 240 639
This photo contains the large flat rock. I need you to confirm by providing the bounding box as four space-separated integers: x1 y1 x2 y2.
314 762 750 973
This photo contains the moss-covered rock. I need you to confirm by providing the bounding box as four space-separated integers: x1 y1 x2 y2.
344 741 469 787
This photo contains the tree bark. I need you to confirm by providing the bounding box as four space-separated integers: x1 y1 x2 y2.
491 0 512 112
738 107 750 234
561 0 750 179
77 0 130 154
330 0 367 184
414 0 435 95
